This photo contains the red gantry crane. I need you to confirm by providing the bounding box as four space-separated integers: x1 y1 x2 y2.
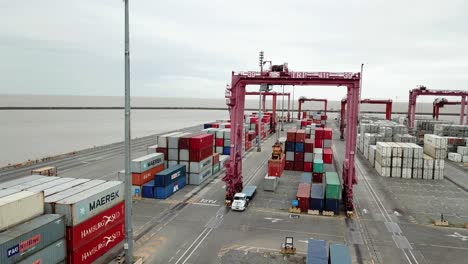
224 63 361 211
340 98 393 139
245 91 291 124
432 98 462 122
407 86 468 128
297 97 328 120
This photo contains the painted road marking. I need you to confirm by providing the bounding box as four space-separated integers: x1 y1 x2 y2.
264 217 283 223
191 202 220 207
447 232 468 241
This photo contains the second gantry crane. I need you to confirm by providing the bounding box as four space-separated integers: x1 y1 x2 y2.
432 98 462 122
297 97 328 120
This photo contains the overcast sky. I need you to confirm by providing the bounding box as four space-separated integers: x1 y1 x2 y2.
0 0 467 101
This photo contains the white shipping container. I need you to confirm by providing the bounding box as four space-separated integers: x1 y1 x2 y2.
286 151 294 161
313 148 323 155
188 165 213 185
168 132 191 149
0 175 47 189
168 148 179 161
179 149 190 161
168 160 178 168
190 156 213 173
448 152 462 162
457 146 468 155
7 176 59 191
0 189 19 198
54 181 124 226
26 177 75 196
147 144 158 154
424 134 448 148
157 132 183 148
304 153 314 162
131 153 164 173
0 191 44 231
43 178 90 197
216 147 223 153
215 129 224 139
424 145 447 159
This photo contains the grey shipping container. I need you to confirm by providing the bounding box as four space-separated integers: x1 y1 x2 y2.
263 176 278 191
42 178 91 197
0 191 44 232
189 156 213 173
45 180 105 213
188 166 212 185
0 189 19 198
0 175 47 189
329 244 351 264
0 214 65 264
26 177 75 195
17 239 66 264
54 181 124 226
8 176 60 190
131 153 164 173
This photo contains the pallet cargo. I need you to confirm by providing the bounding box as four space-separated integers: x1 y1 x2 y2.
0 191 44 231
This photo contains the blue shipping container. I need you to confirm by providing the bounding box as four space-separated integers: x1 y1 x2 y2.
300 173 312 183
285 141 295 152
310 183 324 211
154 164 186 187
306 239 327 264
329 244 351 264
295 142 304 152
223 147 231 155
324 198 340 214
155 176 186 199
203 123 212 129
142 181 155 198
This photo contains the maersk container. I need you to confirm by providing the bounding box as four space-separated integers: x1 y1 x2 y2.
154 164 186 188
310 183 324 211
0 189 19 198
300 173 312 183
7 176 59 190
0 175 46 189
54 181 124 226
155 177 185 199
306 239 327 264
66 201 124 251
26 177 75 195
131 153 164 173
142 181 155 198
44 180 105 213
188 165 213 185
325 172 341 199
43 179 94 198
0 191 44 231
17 238 66 264
0 214 65 264
329 244 351 264
67 221 125 264
190 156 213 173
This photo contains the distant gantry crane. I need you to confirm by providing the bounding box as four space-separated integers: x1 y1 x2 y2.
297 97 328 120
224 62 361 211
245 91 291 124
432 98 462 122
340 98 393 139
407 86 468 128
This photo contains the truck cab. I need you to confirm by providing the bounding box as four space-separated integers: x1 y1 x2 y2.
231 193 248 211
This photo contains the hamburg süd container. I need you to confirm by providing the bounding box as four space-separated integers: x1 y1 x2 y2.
189 156 213 173
26 177 75 195
17 239 66 264
329 243 352 264
155 176 186 199
0 191 44 232
306 239 327 264
8 176 60 191
54 181 124 226
154 164 186 188
0 175 47 189
67 220 125 264
0 214 65 264
296 183 311 212
325 172 341 199
66 201 124 251
131 153 164 173
132 163 165 185
44 180 106 213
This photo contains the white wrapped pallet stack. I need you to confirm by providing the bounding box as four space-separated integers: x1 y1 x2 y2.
409 143 423 179
448 152 462 162
375 142 391 177
368 145 376 167
423 154 434 180
389 142 402 178
423 134 447 180
457 146 468 163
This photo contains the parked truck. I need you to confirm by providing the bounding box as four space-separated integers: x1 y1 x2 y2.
231 185 257 211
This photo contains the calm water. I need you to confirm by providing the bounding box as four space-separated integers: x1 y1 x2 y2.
0 95 463 166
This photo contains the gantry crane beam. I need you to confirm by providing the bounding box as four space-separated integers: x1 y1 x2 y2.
432 98 462 122
297 97 328 120
340 98 393 139
225 67 360 211
245 91 291 123
407 86 468 128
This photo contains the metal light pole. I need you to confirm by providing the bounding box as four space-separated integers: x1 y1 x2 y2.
257 51 264 152
124 0 134 263
292 85 295 121
281 85 284 131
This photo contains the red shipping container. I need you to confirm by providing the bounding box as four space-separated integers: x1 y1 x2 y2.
296 183 311 212
305 134 310 139
66 202 124 251
324 128 332 140
285 161 294 170
268 160 283 177
132 164 165 185
250 117 259 124
216 138 224 147
213 153 220 164
156 147 168 160
321 115 327 120
294 160 304 171
190 134 214 150
67 220 124 264
314 138 323 148
304 162 312 172
294 152 304 161
224 123 231 128
295 130 306 143
323 148 333 164
305 139 314 152
180 132 204 149
313 172 323 183
315 127 324 139
287 129 296 142
301 121 308 128
189 145 213 161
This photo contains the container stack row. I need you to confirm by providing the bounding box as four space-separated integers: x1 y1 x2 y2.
202 128 231 155
296 171 341 214
0 175 126 264
142 165 187 199
298 111 327 129
126 152 165 199
448 144 468 163
372 142 425 179
306 239 351 264
423 134 447 180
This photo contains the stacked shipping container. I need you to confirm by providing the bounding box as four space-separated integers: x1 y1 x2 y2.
130 153 165 199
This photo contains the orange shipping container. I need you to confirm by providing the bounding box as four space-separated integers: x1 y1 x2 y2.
132 164 165 185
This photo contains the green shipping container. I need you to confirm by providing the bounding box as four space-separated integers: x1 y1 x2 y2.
213 162 220 174
313 159 324 173
325 172 341 199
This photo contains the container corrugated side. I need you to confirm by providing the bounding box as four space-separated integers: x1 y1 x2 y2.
26 177 75 194
66 201 124 250
0 175 47 189
67 221 125 264
45 180 106 213
188 165 213 185
131 153 164 173
154 165 186 187
155 177 185 199
0 214 65 264
0 191 44 231
306 239 327 264
8 177 60 190
0 189 19 198
16 239 66 264
42 178 91 197
54 181 124 226
189 156 213 173
329 244 351 264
